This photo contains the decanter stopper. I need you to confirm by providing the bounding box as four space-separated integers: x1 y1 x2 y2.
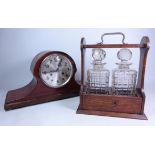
92 48 106 70
92 48 106 61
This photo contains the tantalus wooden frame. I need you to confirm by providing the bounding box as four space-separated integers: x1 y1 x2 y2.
4 51 80 111
77 35 149 120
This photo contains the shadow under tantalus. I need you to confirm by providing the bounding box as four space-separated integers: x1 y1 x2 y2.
56 97 80 111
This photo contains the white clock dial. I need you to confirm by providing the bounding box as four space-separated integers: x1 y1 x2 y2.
40 54 73 88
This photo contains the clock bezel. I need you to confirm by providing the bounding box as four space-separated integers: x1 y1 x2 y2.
39 53 73 88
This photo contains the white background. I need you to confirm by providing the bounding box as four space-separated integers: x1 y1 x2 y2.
0 28 155 125
0 0 155 155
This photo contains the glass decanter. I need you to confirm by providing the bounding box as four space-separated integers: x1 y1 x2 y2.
87 48 110 93
112 48 137 95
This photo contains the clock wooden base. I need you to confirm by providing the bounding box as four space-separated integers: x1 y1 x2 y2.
5 79 80 111
4 51 80 111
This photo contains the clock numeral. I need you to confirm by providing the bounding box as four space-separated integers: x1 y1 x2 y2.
54 57 57 62
65 62 67 66
58 62 62 67
66 74 69 78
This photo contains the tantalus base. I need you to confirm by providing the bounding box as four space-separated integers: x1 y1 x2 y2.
76 108 147 120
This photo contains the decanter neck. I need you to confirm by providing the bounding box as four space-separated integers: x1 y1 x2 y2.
117 60 131 69
92 60 105 70
118 64 130 69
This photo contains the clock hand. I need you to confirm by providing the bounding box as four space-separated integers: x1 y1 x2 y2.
43 60 62 74
43 69 57 74
53 58 61 72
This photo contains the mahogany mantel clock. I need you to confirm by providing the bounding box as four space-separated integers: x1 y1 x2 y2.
5 51 80 110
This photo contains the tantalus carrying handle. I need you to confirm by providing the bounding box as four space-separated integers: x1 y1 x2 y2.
100 32 126 44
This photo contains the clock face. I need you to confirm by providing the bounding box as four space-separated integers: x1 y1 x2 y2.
40 54 73 88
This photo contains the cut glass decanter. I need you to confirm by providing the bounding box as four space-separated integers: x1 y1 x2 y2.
87 48 110 93
112 48 137 95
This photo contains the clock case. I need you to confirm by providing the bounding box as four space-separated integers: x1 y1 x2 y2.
5 51 80 110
